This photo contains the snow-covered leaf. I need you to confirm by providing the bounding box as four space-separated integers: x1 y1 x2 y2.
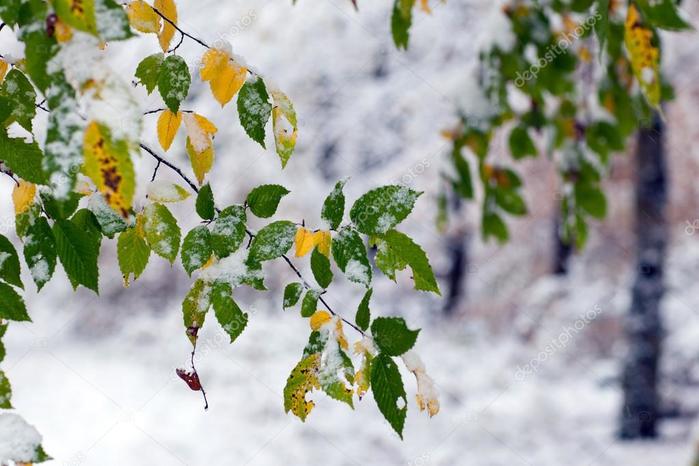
321 179 346 230
210 205 246 259
181 226 212 275
238 77 272 148
142 202 181 263
135 53 164 94
270 89 297 167
22 217 57 291
248 220 296 263
158 55 190 113
350 185 420 236
331 226 371 287
147 180 190 203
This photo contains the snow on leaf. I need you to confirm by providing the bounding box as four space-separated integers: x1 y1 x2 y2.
182 279 211 345
157 109 181 151
142 202 181 263
238 77 272 148
270 89 297 168
147 179 190 203
402 350 440 417
83 121 136 218
158 54 190 113
200 47 247 106
0 413 45 463
127 0 161 33
182 112 216 154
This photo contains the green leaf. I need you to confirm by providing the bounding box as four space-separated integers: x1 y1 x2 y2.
594 0 610 56
331 226 372 287
94 0 133 40
43 76 82 197
1 69 36 132
53 0 97 35
451 150 474 199
181 226 212 275
142 203 181 263
376 230 440 294
0 0 22 26
87 193 127 238
248 220 296 263
211 205 246 259
0 234 21 288
637 0 693 31
391 0 414 50
0 131 47 184
117 227 150 284
22 29 57 93
238 77 272 148
371 353 407 438
211 281 248 343
0 370 12 408
494 189 527 216
22 217 57 291
321 179 346 230
283 282 304 309
53 218 100 293
0 282 29 321
350 185 420 236
40 191 80 220
182 279 211 345
508 125 537 159
246 184 290 218
355 288 372 331
135 53 164 94
482 211 509 243
158 55 191 114
301 289 320 318
196 183 216 220
310 247 333 289
371 316 419 356
575 184 607 219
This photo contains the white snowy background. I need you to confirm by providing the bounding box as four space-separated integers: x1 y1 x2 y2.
1 0 699 464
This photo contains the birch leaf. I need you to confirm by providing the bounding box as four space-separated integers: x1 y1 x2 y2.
127 0 161 33
157 109 181 151
200 48 247 106
154 0 177 52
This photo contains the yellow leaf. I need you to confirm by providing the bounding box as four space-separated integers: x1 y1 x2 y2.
294 227 316 257
624 4 661 108
335 319 348 350
310 310 332 330
157 109 182 151
54 19 73 43
193 113 218 136
127 0 162 34
183 113 215 153
270 90 298 168
419 0 432 13
0 59 7 82
313 230 331 258
284 353 321 421
12 181 36 215
199 48 247 106
154 0 177 52
83 122 136 217
186 137 214 185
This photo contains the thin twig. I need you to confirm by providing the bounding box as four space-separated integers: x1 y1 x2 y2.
139 143 366 337
149 6 258 77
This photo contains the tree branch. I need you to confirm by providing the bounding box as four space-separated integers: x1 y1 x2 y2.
138 143 366 337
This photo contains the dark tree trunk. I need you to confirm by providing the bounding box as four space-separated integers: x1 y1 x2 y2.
552 209 573 275
443 198 470 315
619 112 667 439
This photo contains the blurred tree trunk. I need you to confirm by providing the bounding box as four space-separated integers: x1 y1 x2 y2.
443 198 470 315
552 209 573 275
619 112 667 439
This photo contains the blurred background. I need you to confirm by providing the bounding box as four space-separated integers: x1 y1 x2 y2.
2 0 699 464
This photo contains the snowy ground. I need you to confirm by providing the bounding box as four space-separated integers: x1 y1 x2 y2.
2 0 699 464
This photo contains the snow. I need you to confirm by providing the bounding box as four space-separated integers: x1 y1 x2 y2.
344 259 371 286
0 413 42 464
182 113 210 154
146 180 190 203
0 0 698 465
